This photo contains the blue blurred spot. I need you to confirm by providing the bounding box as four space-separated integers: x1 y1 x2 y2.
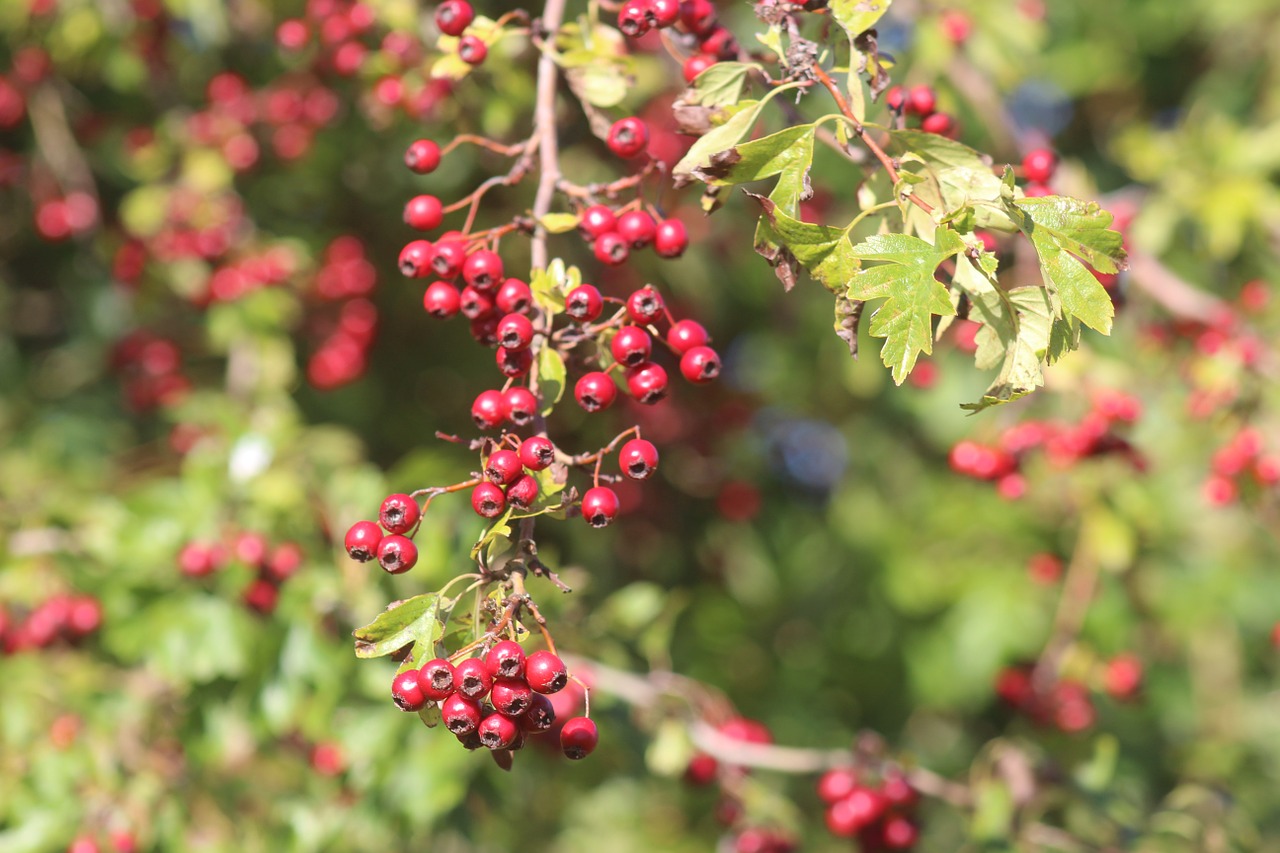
1006 80 1074 136
755 409 849 495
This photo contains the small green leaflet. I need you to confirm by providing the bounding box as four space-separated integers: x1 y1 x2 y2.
847 229 965 383
683 61 760 108
694 124 816 214
828 0 893 40
537 347 566 415
1003 194 1127 334
352 593 443 659
539 213 579 234
673 83 804 180
885 130 1005 222
530 258 580 314
749 192 859 293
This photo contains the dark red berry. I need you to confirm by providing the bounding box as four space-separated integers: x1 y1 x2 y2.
522 692 556 731
377 534 418 574
906 84 937 116
626 362 669 403
617 0 651 37
566 283 604 322
495 278 533 314
575 371 618 412
404 194 443 231
653 218 689 257
479 710 520 749
619 438 659 479
442 692 483 733
506 473 540 510
404 139 441 174
392 669 428 711
579 205 617 240
611 325 653 366
398 240 434 278
626 286 664 324
582 486 620 527
344 520 383 562
497 313 534 350
1022 148 1057 183
419 658 457 700
470 314 501 346
679 0 717 34
667 319 708 354
560 716 598 759
463 249 504 290
496 346 533 378
436 0 474 36
683 52 717 83
471 481 507 518
491 678 534 716
885 85 906 111
503 386 538 426
431 238 467 278
525 650 568 694
606 117 649 159
651 0 680 27
519 436 555 470
881 772 918 809
486 640 526 679
423 281 461 318
616 210 656 249
243 578 279 614
459 285 495 320
471 389 509 429
594 231 630 266
265 543 302 584
379 493 420 534
699 26 738 59
882 816 919 850
486 449 523 485
679 345 720 383
458 35 487 65
455 658 492 700
817 767 859 804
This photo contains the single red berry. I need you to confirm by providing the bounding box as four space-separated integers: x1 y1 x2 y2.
392 668 428 711
653 218 689 258
617 0 651 37
566 283 604 322
491 678 534 716
582 486 620 527
906 84 937 116
423 281 461 318
344 521 383 562
243 578 279 613
503 386 538 426
471 389 509 429
560 716 598 759
431 238 467 278
885 85 906 111
699 26 738 59
683 52 717 83
579 205 617 240
1023 182 1053 197
611 325 653 366
679 345 721 383
496 345 533 377
454 658 492 700
881 772 919 809
881 816 919 849
68 837 100 853
398 239 434 278
817 767 859 804
575 372 618 412
442 692 483 733
404 194 444 231
617 210 656 249
626 286 665 324
651 0 680 28
463 249 504 291
522 692 557 731
667 319 709 354
479 710 520 749
679 0 717 34
606 117 649 159
379 493 421 534
419 658 457 700
921 111 957 137
459 285 495 320
525 650 568 694
377 534 418 574
276 18 310 50
66 596 103 637
178 541 226 576
234 532 269 567
486 449 524 485
1104 653 1144 701
404 139 441 174
458 35 487 65
506 473 540 509
495 278 533 314
497 313 534 350
485 640 526 679
470 314 501 346
471 481 507 518
1022 147 1058 183
435 0 474 36
594 231 630 265
619 438 659 479
626 362 669 404
519 436 556 470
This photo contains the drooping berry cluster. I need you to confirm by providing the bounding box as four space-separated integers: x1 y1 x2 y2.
1204 427 1280 505
109 331 191 413
615 0 741 85
884 83 959 139
1 593 102 655
177 532 305 615
817 766 920 849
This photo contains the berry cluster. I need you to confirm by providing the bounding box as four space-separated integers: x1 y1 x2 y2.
177 532 304 615
615 0 740 85
884 83 959 139
995 665 1097 733
817 766 920 849
109 331 191 413
305 237 381 389
1 593 102 655
66 832 138 853
1204 427 1279 505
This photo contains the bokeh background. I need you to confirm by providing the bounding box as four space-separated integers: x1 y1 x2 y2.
2 0 1279 850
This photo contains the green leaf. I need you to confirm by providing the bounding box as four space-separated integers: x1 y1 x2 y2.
470 510 514 562
829 0 893 40
530 262 567 314
537 347 567 415
1002 194 1126 334
418 704 443 729
539 213 579 234
961 285 1055 413
683 61 760 107
749 192 859 293
673 83 803 180
695 124 816 213
885 130 1005 219
353 594 443 659
848 229 964 383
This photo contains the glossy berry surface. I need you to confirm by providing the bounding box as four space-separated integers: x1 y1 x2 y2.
582 486 620 527
606 117 649 159
404 195 443 231
611 326 652 366
485 640 526 679
616 210 656 248
1022 148 1058 183
376 534 418 574
398 240 434 278
496 346 533 377
593 231 629 266
485 449 523 486
566 284 604 322
478 711 520 749
503 386 538 426
519 436 556 470
679 345 721 383
436 0 475 35
575 372 618 412
667 319 709 354
458 35 487 65
560 716 599 759
491 678 534 716
654 218 689 257
471 482 507 518
626 362 669 404
392 669 428 711
344 521 383 562
626 287 664 324
619 438 659 479
378 493 420 534
471 390 509 429
442 693 482 733
524 650 568 694
423 281 461 318
578 205 616 240
495 278 532 314
419 658 457 700
506 473 539 509
496 312 534 350
404 139 441 174
463 249 504 291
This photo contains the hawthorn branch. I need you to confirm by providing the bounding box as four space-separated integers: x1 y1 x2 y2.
529 0 568 271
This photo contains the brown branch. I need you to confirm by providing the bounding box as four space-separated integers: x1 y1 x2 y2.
529 0 568 271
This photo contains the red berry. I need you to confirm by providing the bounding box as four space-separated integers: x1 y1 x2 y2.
881 772 918 809
606 117 649 159
617 0 651 37
431 238 467 278
575 371 618 412
423 281 461 318
1023 182 1053 197
479 710 520 749
436 0 474 36
471 389 509 429
454 658 492 700
68 837 100 853
344 521 383 562
654 218 689 258
525 650 568 694
906 84 937 116
458 35 487 65
594 231 630 265
679 0 717 34
442 692 483 733
506 473 540 509
619 438 659 479
921 111 957 137
881 816 919 849
503 386 538 426
579 205 617 240
491 678 534 716
486 640 526 678
651 0 680 27
626 286 665 324
459 285 495 320
497 313 534 350
379 493 420 534
824 787 884 836
1022 148 1058 183
699 26 738 59
617 210 656 249
667 319 709 354
522 692 557 731
471 482 507 518
1104 653 1144 701
817 767 859 804
495 278 533 314
398 239 434 278
276 19 310 50
470 314 501 346
463 249 504 291
626 362 669 403
683 52 717 84
496 346 533 378
566 283 604 322
486 449 524 485
519 436 556 470
404 194 444 231
611 325 653 366
178 541 225 576
679 345 721 383
560 716 599 759
582 486 620 527
392 668 428 711
885 85 906 111
404 139 441 174
376 534 418 574
419 658 457 700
